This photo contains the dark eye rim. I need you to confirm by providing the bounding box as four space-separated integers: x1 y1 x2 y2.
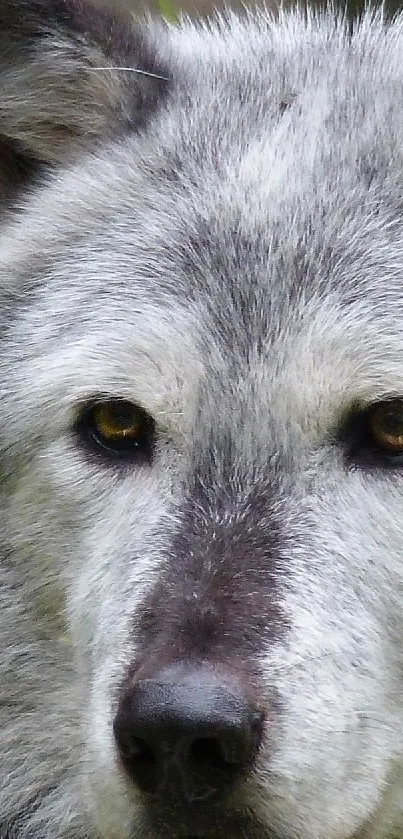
74 397 155 463
342 398 403 468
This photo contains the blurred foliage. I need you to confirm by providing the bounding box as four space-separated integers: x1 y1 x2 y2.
156 0 179 20
101 0 403 28
151 0 402 23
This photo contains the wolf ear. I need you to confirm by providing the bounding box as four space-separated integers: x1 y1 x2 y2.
0 0 169 197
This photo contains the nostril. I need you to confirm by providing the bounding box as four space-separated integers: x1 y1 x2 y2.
189 736 228 768
189 724 260 769
115 730 159 794
120 735 154 764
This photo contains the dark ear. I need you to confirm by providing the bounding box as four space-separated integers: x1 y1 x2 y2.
0 0 170 198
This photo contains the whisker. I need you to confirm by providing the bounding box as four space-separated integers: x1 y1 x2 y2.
89 66 170 81
269 649 337 673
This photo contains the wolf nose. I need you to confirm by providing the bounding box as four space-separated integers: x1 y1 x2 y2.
113 666 263 803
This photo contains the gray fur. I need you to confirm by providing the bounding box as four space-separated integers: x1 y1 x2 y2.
1 1 403 838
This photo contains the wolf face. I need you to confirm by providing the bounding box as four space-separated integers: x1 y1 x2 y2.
1 2 403 838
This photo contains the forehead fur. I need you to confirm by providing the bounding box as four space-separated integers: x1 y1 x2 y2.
2 8 403 281
2 8 403 418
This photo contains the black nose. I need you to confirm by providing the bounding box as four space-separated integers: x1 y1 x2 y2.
113 665 263 804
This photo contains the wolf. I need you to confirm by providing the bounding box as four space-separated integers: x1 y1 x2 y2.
2 0 403 837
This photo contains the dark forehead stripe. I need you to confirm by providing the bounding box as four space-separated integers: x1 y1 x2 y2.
132 455 286 689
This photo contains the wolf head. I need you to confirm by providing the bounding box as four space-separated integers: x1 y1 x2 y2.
1 1 403 838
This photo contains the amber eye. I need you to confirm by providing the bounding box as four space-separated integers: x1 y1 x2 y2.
367 400 403 455
77 399 155 461
92 402 143 441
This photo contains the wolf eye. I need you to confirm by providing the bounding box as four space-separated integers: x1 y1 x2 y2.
342 398 403 468
366 400 403 456
76 399 155 462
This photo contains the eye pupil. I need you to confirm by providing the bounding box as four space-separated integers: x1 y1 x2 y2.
95 404 140 439
76 399 155 463
382 412 403 435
